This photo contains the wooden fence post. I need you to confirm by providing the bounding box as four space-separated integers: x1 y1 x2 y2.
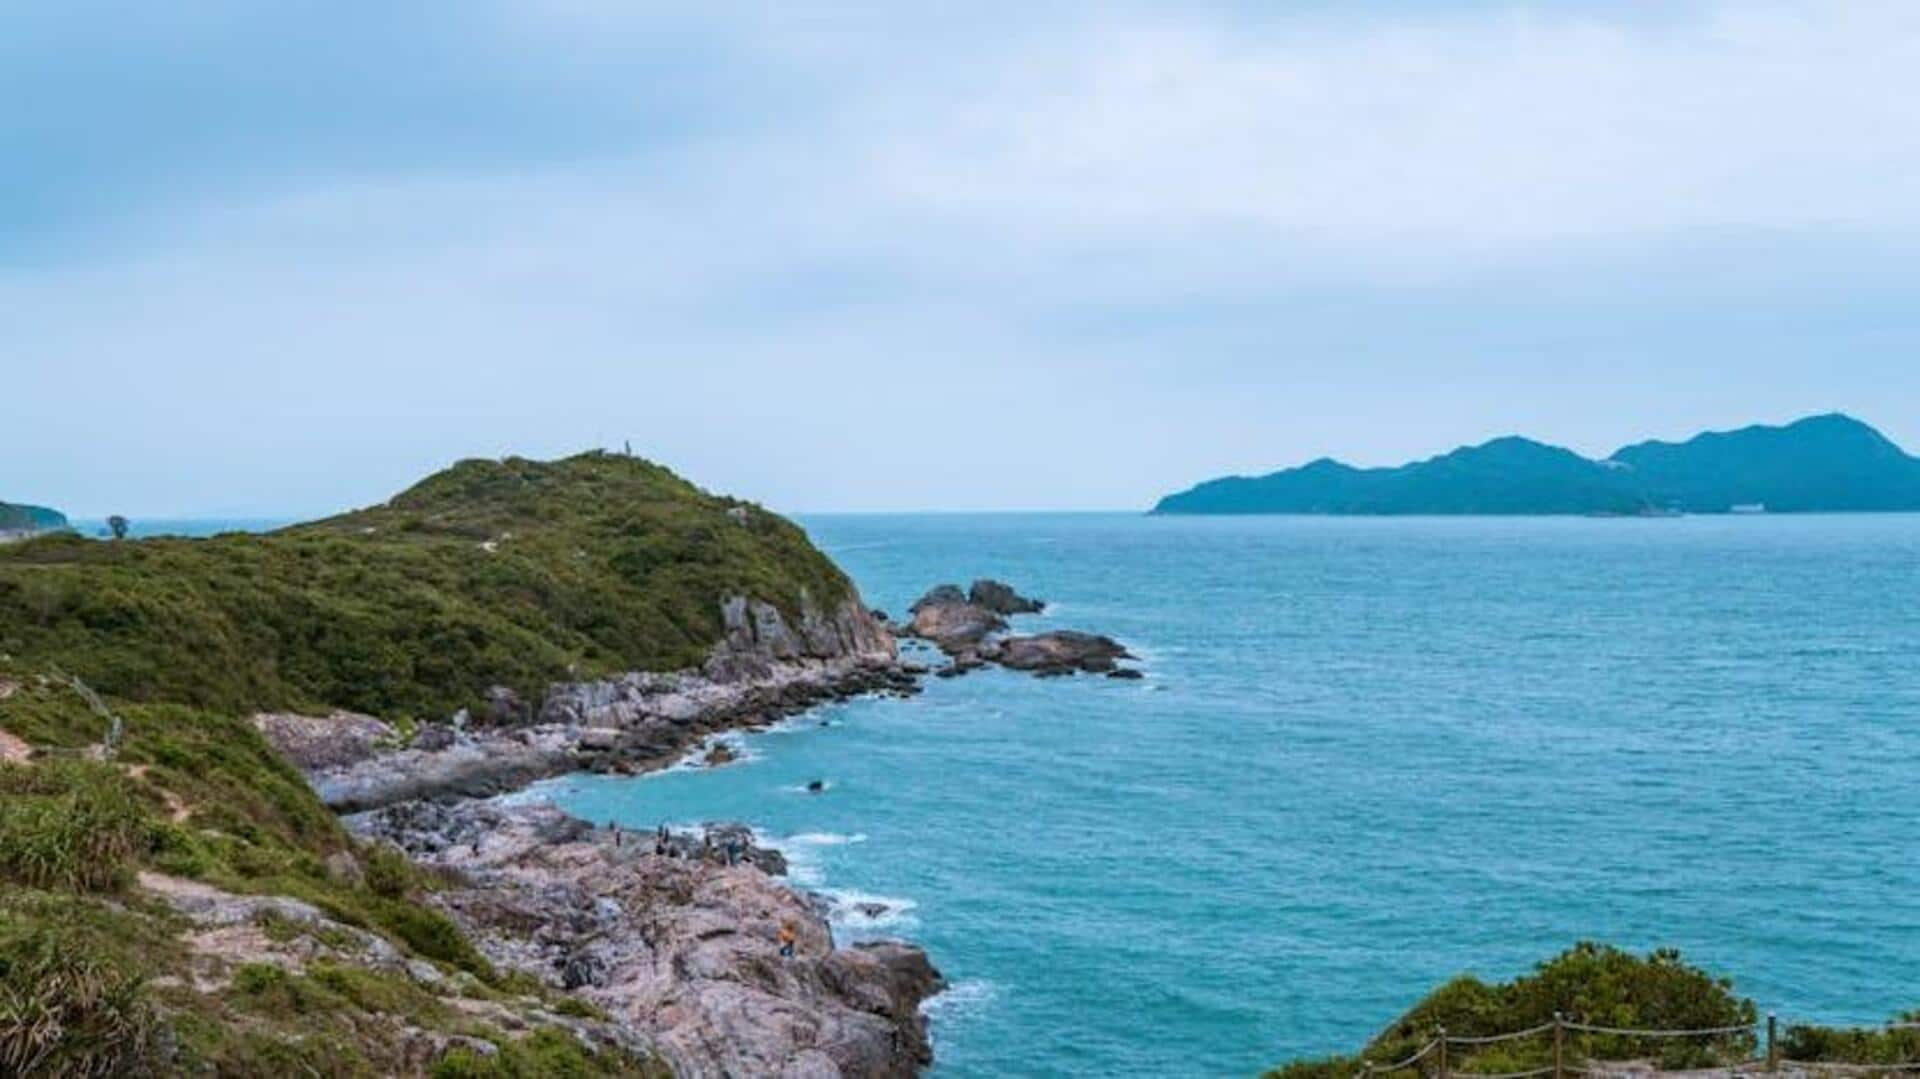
1437 1027 1448 1079
1767 1013 1778 1072
1552 1012 1565 1079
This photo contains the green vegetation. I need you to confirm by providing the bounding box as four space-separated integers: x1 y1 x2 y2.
430 1029 670 1079
0 452 852 723
1783 1015 1920 1066
1267 943 1920 1076
0 898 161 1076
0 658 659 1076
0 452 820 1075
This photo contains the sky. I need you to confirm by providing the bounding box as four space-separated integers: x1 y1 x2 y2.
5 0 1920 516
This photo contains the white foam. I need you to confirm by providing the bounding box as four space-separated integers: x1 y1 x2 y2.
661 731 761 773
787 831 868 847
820 887 920 931
920 979 998 1024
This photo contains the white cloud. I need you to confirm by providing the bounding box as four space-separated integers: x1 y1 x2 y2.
856 1 1920 261
8 1 1920 514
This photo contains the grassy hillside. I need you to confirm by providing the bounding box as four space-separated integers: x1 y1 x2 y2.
0 451 862 1075
0 665 665 1076
0 452 853 723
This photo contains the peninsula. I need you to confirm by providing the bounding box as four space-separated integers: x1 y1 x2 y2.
0 453 939 1076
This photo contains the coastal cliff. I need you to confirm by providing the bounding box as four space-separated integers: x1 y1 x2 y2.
0 453 939 1076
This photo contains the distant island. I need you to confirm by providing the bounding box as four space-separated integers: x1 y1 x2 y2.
1153 413 1920 515
0 500 68 539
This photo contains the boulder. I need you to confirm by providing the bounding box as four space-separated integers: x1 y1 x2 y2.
908 600 1006 654
994 631 1134 675
908 584 968 613
968 578 1044 615
483 686 531 726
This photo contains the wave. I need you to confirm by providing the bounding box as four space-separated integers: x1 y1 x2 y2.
921 978 998 1024
818 887 920 932
657 731 760 773
786 831 868 847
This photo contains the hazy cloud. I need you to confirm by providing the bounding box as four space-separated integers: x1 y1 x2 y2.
6 1 1919 515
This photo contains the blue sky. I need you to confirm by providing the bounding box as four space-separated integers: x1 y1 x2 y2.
6 1 1920 515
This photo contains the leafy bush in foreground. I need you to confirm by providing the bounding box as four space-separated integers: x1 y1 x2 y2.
1267 943 1757 1077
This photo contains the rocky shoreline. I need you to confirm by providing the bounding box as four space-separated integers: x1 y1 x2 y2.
350 800 942 1077
252 581 1135 1077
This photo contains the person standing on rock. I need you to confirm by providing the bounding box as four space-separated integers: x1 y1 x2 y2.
778 921 797 959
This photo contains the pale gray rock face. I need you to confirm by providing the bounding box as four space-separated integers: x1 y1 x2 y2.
350 801 942 1079
250 711 397 771
259 592 911 813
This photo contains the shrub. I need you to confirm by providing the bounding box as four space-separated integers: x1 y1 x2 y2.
431 1028 665 1079
0 922 155 1076
1268 943 1756 1077
0 760 152 892
363 841 415 899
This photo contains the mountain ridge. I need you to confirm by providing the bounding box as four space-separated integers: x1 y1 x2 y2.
1153 414 1920 515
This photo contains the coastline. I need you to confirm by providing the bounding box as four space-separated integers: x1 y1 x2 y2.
253 592 949 1077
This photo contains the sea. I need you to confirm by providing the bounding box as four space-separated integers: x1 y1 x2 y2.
158 513 1920 1076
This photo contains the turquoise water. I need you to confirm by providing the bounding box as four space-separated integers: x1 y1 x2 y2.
540 514 1920 1078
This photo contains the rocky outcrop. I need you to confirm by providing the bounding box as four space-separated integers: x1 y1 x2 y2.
350 800 943 1078
897 582 1140 680
262 593 913 812
986 631 1133 675
136 869 652 1066
967 579 1044 615
905 596 1006 654
251 710 401 771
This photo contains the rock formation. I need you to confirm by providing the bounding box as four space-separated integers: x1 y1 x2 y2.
350 800 944 1078
267 594 914 813
895 583 1140 679
986 630 1132 676
967 579 1045 615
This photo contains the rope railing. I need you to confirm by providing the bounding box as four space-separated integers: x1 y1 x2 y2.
1446 1021 1558 1046
1561 1020 1755 1038
1352 1010 1920 1079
